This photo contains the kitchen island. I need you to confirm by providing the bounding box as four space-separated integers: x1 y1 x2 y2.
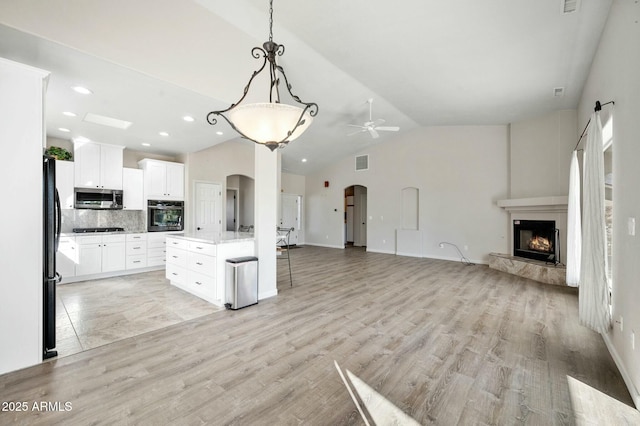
165 232 255 306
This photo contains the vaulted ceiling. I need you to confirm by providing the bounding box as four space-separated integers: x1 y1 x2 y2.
0 0 612 175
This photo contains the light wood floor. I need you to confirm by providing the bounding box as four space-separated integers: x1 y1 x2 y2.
1 246 637 425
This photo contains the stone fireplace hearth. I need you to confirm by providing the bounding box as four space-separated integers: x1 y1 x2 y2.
493 196 568 285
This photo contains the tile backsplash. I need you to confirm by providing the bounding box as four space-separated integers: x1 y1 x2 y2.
61 210 146 233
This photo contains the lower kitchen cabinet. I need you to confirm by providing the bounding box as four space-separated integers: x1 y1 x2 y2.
75 234 126 276
57 236 77 281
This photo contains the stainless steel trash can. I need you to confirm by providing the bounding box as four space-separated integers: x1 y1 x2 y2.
225 256 258 310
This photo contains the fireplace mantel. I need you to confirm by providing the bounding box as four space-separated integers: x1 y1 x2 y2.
497 196 568 213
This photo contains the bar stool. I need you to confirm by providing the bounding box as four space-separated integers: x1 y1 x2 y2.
276 227 293 287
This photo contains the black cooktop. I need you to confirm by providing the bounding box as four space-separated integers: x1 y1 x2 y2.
72 227 125 233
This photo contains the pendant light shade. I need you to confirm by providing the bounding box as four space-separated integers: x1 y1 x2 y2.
228 103 314 150
207 0 318 151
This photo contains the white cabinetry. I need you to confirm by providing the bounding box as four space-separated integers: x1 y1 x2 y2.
56 160 75 209
76 234 126 276
138 159 184 200
122 168 144 210
126 233 147 269
74 141 124 189
165 236 255 306
57 236 77 280
147 232 168 267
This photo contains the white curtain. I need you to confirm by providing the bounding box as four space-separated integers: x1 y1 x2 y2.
579 112 611 334
566 150 581 286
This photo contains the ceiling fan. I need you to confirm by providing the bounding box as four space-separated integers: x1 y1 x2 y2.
348 98 400 139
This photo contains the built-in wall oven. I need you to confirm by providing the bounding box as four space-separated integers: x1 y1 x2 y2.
147 200 184 232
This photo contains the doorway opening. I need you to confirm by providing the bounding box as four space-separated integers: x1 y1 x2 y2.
226 174 255 232
344 185 368 248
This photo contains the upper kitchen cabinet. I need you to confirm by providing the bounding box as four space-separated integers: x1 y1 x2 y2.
138 159 184 200
74 141 124 190
56 160 75 209
122 168 144 210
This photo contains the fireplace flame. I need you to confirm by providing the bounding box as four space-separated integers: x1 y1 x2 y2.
528 236 552 252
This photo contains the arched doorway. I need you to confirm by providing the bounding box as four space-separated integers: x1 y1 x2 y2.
226 174 255 231
344 185 368 248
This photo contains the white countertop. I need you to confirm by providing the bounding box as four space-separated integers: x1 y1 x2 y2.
168 231 255 244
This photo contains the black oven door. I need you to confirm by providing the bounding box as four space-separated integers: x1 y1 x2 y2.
147 200 184 232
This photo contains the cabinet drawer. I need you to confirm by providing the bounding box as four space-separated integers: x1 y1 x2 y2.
103 234 126 243
187 270 215 297
126 241 147 256
166 263 187 285
166 237 187 250
126 255 147 269
166 246 187 267
187 251 215 276
127 233 147 242
147 256 166 267
76 235 102 245
147 247 166 258
188 241 216 257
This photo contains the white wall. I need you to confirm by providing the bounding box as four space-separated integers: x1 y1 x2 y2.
509 110 577 198
0 58 48 374
182 139 254 232
305 126 510 263
578 0 640 406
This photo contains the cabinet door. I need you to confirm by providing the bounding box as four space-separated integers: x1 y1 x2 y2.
56 160 75 209
57 237 77 280
100 144 124 190
101 241 126 272
74 142 101 188
165 163 184 199
76 243 102 276
122 168 144 210
145 161 167 198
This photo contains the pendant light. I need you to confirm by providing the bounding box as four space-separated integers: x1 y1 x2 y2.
207 0 318 151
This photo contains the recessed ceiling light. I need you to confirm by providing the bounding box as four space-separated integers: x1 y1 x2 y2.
159 131 169 137
216 131 223 136
63 111 77 117
72 86 93 95
141 143 151 147
183 116 195 122
301 158 307 163
58 128 70 132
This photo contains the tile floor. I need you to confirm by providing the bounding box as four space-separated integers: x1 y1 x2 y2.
55 270 221 357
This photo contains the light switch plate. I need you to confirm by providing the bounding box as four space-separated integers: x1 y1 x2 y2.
629 217 636 236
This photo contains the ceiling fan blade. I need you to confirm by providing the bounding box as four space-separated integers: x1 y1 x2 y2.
371 118 385 127
375 126 400 132
368 127 379 139
347 124 366 129
348 128 367 136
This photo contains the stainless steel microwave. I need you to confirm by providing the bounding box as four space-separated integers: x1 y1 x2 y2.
74 188 123 210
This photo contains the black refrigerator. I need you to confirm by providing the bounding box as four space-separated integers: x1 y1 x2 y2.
43 155 61 359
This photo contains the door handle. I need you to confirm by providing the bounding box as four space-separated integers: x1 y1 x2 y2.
197 227 202 230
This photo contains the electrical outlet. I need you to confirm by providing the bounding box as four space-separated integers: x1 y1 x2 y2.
632 331 635 350
464 245 469 251
382 239 386 244
439 243 444 248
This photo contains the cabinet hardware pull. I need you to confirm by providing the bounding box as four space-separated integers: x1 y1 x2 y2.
133 261 141 263
196 262 203 265
196 246 203 250
172 272 178 276
195 281 202 285
172 255 178 258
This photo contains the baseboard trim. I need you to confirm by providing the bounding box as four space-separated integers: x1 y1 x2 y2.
259 289 278 300
367 248 396 255
304 243 345 249
602 331 640 409
59 265 164 284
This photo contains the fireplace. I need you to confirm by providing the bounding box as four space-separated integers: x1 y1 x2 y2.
513 220 557 263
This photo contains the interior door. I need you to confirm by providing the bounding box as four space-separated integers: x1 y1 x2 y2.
280 193 300 245
356 193 367 247
194 182 222 235
226 189 238 231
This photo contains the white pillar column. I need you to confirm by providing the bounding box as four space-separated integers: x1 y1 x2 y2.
254 144 278 299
